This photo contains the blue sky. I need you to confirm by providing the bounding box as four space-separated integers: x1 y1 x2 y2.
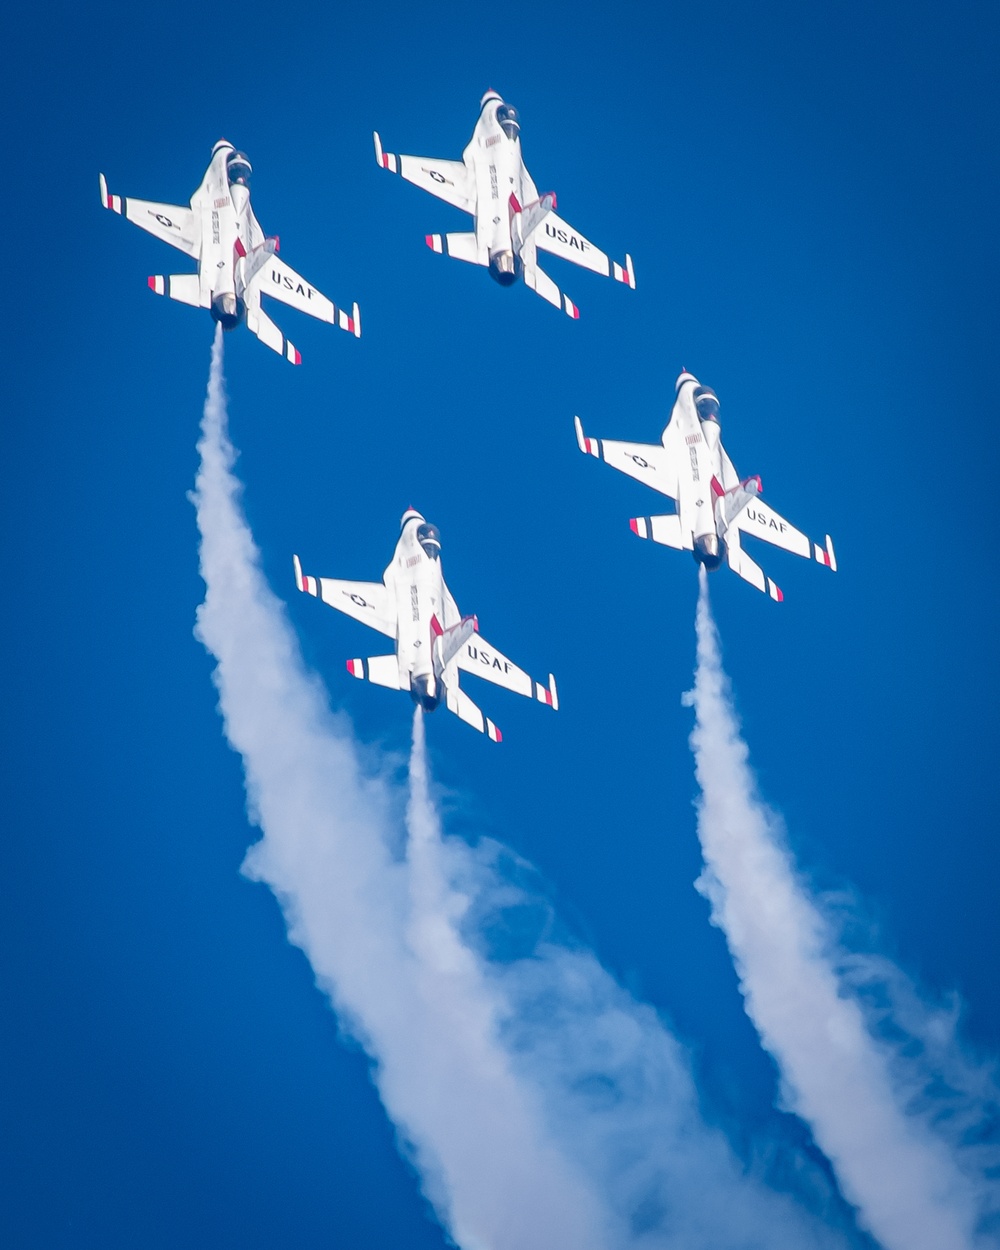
3 1 999 1246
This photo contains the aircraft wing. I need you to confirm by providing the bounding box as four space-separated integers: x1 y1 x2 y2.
734 499 838 569
454 634 558 708
100 174 200 257
255 255 336 323
533 210 635 287
374 133 475 212
575 417 681 501
294 556 396 636
734 499 812 558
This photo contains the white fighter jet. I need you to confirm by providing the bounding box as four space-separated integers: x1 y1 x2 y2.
293 509 558 741
99 140 360 363
373 91 635 317
575 370 837 600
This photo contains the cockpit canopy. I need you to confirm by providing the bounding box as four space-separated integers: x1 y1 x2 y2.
693 386 720 423
416 522 441 560
227 152 252 188
495 104 520 141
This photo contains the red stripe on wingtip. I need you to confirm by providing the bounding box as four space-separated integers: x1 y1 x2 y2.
629 518 639 534
494 727 503 743
147 276 156 290
776 588 784 602
425 235 434 249
292 348 302 365
570 303 580 319
347 317 354 334
346 660 356 676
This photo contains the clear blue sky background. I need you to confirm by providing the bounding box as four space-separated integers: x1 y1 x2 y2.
3 1 998 1246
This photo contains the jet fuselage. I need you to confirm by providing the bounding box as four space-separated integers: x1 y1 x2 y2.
385 511 454 709
663 374 730 568
465 93 530 285
191 142 259 329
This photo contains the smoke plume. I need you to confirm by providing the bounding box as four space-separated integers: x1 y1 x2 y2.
687 566 1000 1250
191 333 853 1249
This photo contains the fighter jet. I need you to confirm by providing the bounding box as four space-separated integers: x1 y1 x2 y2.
293 509 558 740
575 371 837 600
99 140 360 363
373 91 635 317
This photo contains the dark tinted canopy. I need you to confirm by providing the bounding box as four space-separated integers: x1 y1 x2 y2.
693 386 720 422
227 152 252 188
416 522 441 559
496 104 520 140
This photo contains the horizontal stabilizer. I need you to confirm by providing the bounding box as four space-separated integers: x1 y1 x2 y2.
147 274 208 308
630 514 687 550
523 258 579 318
425 232 485 266
445 683 501 743
246 303 300 364
346 656 402 691
727 530 783 601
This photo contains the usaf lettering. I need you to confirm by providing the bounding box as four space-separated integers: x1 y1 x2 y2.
466 644 512 675
272 271 315 300
746 507 787 534
544 223 590 253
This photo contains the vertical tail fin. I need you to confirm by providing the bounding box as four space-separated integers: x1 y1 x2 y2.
432 614 479 676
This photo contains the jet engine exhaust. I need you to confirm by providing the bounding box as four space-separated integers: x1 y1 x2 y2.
694 534 723 570
410 674 439 712
488 249 522 286
210 292 246 330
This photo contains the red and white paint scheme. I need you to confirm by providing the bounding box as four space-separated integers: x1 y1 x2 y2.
99 141 360 363
293 509 558 742
576 371 837 600
373 91 634 317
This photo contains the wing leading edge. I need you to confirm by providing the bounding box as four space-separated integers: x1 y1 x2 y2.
293 555 396 636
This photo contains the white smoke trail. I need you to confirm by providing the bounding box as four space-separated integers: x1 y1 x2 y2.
192 329 608 1250
191 333 852 1250
687 566 1000 1250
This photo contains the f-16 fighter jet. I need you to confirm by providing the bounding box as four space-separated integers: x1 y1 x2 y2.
575 370 837 600
99 141 360 363
293 509 558 741
373 91 635 317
